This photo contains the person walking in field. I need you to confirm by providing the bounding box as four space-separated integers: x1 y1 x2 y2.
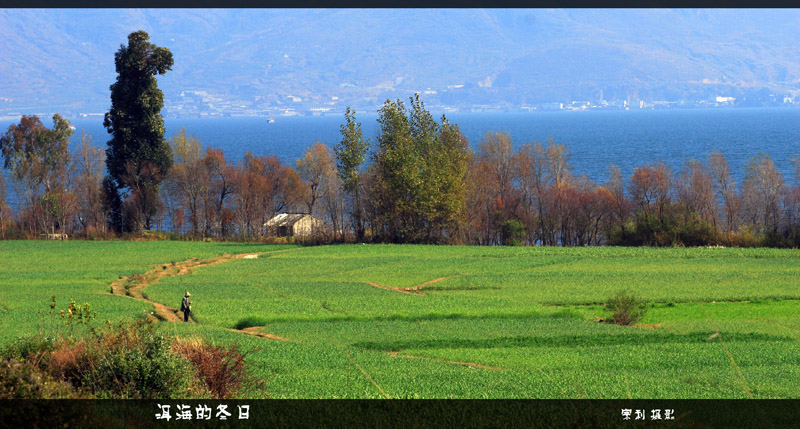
181 291 191 322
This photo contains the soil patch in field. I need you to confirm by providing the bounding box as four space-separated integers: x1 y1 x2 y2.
234 327 291 342
365 274 468 296
389 351 504 371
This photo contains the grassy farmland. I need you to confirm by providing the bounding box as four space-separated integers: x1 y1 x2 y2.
1 241 799 398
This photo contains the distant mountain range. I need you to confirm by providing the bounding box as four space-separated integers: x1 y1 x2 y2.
1 9 799 116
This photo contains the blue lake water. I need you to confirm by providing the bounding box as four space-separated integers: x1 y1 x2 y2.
1 107 799 209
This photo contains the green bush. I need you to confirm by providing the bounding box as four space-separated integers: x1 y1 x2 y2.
676 216 717 247
605 289 648 326
0 358 78 399
0 336 54 362
502 219 526 246
610 208 717 247
3 318 266 399
606 221 636 246
78 320 196 399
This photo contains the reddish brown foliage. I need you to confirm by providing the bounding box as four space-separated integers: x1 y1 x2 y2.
171 337 267 399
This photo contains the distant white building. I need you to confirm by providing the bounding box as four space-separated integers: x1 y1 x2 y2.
264 213 327 238
540 102 563 111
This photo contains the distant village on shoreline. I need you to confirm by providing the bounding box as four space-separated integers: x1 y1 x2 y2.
2 91 799 122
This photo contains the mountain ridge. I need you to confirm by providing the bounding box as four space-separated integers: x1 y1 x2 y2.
1 9 798 115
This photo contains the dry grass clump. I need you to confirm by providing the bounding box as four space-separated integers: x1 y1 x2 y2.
45 340 87 383
171 336 267 399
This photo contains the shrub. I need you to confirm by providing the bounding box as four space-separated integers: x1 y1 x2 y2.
0 358 80 399
171 336 266 399
0 223 27 240
4 298 266 399
676 216 717 247
8 319 198 399
1 358 49 399
502 219 526 246
606 220 637 246
16 320 217 399
613 209 718 247
605 289 648 326
0 336 54 362
80 319 196 399
45 340 88 384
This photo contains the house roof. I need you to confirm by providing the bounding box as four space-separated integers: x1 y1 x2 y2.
264 213 313 227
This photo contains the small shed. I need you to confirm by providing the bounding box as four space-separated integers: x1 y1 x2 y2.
40 233 68 240
264 213 326 238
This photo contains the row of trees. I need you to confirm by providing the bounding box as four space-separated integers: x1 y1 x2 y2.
464 136 800 247
2 96 798 247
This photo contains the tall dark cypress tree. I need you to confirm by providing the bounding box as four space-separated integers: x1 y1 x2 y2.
104 30 173 232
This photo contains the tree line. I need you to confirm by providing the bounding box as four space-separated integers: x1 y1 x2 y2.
2 97 799 247
1 31 799 247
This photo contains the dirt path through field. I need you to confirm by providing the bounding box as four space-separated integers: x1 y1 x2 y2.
232 327 291 341
365 274 468 296
365 282 425 295
110 252 266 321
108 250 292 342
389 351 504 371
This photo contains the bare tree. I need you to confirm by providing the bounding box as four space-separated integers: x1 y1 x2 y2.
0 171 10 239
121 160 164 232
477 131 514 208
166 128 208 236
569 176 610 245
513 141 548 244
742 153 785 234
708 150 740 233
230 159 258 238
675 158 716 227
230 154 301 238
545 138 570 188
321 166 345 241
782 157 800 243
202 148 234 237
72 131 107 236
297 142 335 217
605 165 631 234
545 139 572 244
464 153 494 244
629 162 671 221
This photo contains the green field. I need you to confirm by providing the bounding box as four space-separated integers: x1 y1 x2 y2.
2 241 799 398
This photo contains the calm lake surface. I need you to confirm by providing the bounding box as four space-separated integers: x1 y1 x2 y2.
1 107 799 208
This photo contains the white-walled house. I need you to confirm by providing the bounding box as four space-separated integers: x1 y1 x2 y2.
264 213 326 238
